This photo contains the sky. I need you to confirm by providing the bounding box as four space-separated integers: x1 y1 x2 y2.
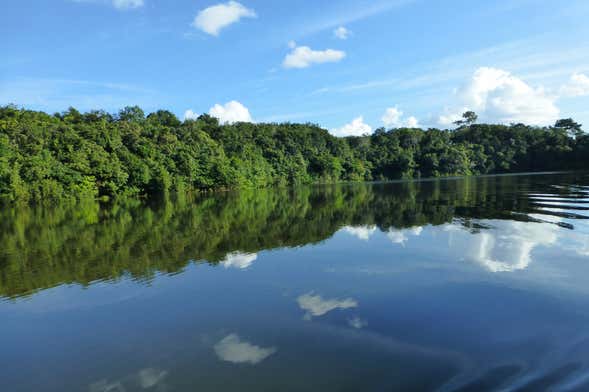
1 0 589 135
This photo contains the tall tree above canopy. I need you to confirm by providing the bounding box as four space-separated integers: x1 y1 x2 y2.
554 118 583 138
454 111 478 127
118 106 145 123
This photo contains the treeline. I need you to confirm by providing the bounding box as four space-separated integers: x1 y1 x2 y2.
4 173 578 299
0 105 587 202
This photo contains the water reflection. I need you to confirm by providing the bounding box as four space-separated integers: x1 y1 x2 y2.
214 334 276 365
446 221 559 272
220 252 258 269
297 292 358 320
342 225 377 241
387 226 423 245
1 173 589 391
3 173 587 299
89 368 168 392
347 316 368 329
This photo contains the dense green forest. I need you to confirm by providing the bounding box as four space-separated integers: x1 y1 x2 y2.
0 105 587 203
3 173 584 299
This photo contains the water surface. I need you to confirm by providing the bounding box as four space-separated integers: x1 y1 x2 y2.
2 173 589 391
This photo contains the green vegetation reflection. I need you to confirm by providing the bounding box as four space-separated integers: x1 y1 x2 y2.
2 174 583 299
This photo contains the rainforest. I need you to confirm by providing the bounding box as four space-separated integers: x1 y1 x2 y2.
0 105 587 203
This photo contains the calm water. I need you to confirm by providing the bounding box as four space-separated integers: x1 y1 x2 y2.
2 173 589 391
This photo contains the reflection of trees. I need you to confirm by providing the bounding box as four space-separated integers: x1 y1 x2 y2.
0 174 584 298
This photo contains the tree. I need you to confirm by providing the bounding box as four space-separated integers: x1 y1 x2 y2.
554 118 583 138
454 111 478 127
0 105 587 204
147 110 181 127
118 106 145 123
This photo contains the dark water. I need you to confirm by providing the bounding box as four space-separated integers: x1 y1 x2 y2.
2 173 589 392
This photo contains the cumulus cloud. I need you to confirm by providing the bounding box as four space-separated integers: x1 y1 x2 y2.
405 116 419 128
209 100 253 124
183 109 199 121
382 106 420 128
560 73 589 97
221 252 257 269
193 1 256 36
382 107 402 127
283 43 345 69
342 225 377 241
297 292 358 319
331 116 372 137
439 67 560 126
333 26 350 40
214 334 276 364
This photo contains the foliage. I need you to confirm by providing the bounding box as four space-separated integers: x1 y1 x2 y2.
454 111 478 126
0 106 586 203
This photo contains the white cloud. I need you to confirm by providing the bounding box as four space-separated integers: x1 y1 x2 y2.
382 107 403 127
439 67 560 126
221 252 257 269
112 0 143 9
342 225 377 241
437 111 466 127
560 73 589 97
382 106 420 128
406 116 419 128
214 334 276 364
348 316 368 329
283 44 345 69
331 116 372 137
333 26 350 40
297 292 358 319
209 100 253 124
193 1 256 36
183 109 198 121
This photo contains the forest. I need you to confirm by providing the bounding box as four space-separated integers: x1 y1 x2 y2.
0 105 587 203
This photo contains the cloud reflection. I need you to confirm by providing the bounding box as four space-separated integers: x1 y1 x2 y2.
214 334 276 364
348 316 368 329
137 368 168 389
221 252 258 269
297 292 358 319
447 221 558 272
387 226 423 245
89 380 126 392
342 225 377 241
89 367 168 392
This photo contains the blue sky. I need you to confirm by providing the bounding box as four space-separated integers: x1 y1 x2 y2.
2 0 589 134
